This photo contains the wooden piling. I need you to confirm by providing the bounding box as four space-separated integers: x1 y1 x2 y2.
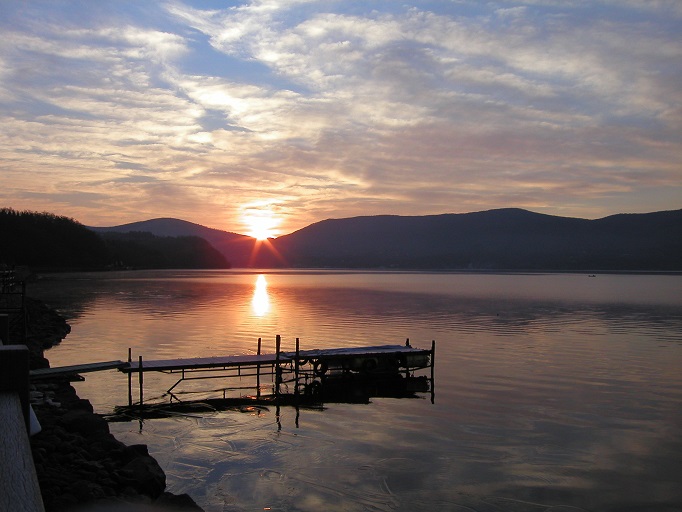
430 340 436 404
138 355 144 406
127 348 132 407
294 337 300 397
275 335 281 395
404 338 411 378
256 337 262 398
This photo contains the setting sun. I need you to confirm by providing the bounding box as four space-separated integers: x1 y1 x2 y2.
242 211 280 240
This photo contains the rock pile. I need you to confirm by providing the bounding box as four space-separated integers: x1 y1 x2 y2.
22 298 204 511
24 297 72 369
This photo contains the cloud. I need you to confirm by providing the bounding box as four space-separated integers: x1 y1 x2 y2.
0 1 680 233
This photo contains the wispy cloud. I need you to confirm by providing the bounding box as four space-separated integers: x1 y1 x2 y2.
0 1 680 234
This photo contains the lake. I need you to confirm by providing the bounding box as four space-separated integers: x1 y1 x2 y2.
29 270 682 512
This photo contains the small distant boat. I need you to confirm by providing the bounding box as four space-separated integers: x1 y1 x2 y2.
588 274 596 277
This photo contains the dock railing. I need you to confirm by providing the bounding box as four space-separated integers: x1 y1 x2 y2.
0 314 45 512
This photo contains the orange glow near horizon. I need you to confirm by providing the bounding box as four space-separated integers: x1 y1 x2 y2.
247 237 288 268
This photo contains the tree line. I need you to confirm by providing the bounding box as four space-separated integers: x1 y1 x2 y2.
0 208 230 270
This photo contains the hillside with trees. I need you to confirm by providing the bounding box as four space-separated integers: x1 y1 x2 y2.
0 208 230 270
0 208 109 269
100 231 229 269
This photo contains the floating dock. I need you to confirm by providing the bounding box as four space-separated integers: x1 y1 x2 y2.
119 336 435 407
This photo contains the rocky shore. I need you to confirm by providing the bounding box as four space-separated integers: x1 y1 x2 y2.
21 298 204 511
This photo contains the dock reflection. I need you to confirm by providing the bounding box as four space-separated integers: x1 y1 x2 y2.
109 371 434 427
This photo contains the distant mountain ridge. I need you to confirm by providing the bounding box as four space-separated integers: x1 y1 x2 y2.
89 218 256 267
89 208 682 271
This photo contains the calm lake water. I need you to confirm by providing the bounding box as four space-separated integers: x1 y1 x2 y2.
29 270 682 512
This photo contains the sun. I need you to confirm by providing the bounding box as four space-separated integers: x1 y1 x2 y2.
243 212 280 240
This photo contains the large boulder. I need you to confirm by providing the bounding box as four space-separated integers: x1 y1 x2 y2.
119 455 167 499
59 409 110 436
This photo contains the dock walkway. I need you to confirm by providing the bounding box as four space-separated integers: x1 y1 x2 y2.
30 360 127 380
121 344 430 373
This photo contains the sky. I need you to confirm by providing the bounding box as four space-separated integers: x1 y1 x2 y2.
1 0 681 236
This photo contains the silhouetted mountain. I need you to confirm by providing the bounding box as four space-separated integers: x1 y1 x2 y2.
90 218 257 267
100 231 230 269
88 209 682 271
250 208 682 270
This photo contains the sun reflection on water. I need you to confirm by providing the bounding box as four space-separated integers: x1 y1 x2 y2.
251 274 270 317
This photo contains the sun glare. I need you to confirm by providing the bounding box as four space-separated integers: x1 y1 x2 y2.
243 211 280 240
252 274 270 316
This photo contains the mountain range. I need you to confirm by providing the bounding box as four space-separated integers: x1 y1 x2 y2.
89 208 682 271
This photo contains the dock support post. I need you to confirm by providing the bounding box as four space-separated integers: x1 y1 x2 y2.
138 356 144 406
294 337 300 397
275 335 281 396
430 340 436 404
127 348 132 407
256 337 262 398
403 338 411 378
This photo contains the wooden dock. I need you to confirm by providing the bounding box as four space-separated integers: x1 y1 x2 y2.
25 336 435 415
119 336 435 407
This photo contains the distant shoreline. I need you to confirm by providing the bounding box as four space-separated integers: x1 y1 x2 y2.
33 267 682 277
